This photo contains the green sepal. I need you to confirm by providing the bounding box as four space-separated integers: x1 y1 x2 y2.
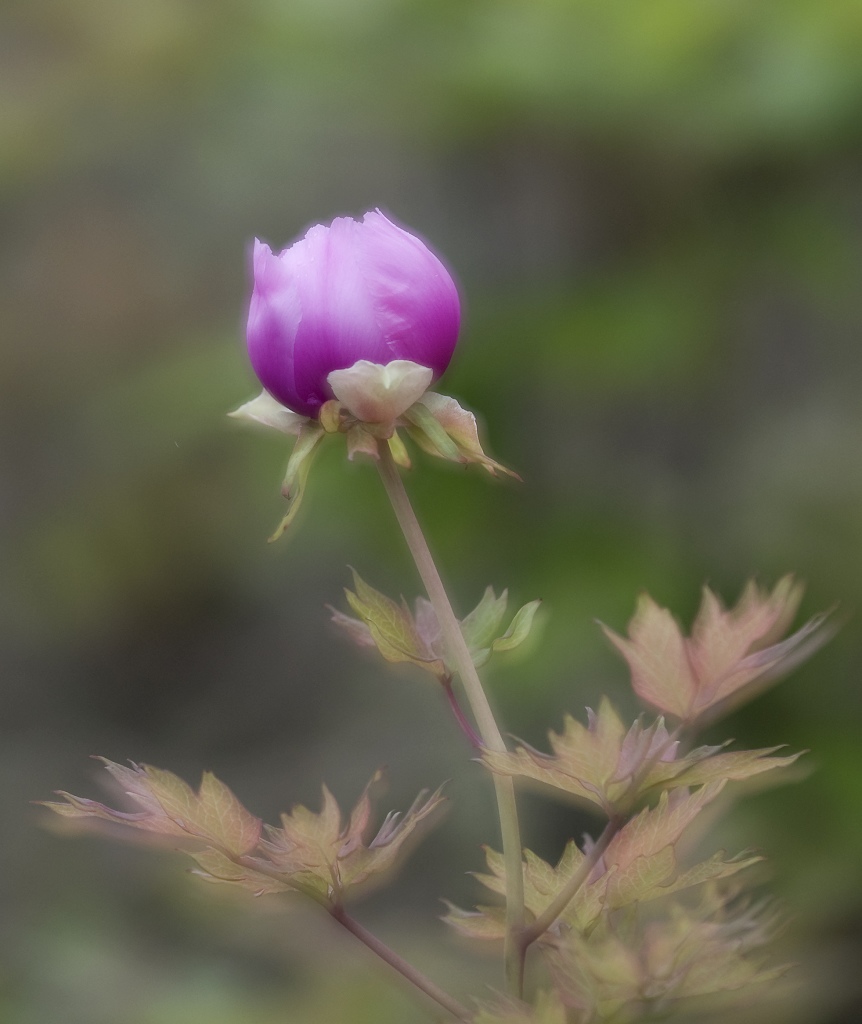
387 430 412 469
402 400 463 462
268 422 327 542
405 392 520 479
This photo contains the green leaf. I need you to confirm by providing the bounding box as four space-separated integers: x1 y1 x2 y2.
344 570 445 675
460 587 510 651
491 599 542 652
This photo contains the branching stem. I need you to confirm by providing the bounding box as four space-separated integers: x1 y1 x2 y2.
376 443 526 996
331 905 471 1021
520 817 621 948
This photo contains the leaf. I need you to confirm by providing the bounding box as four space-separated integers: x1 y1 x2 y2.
44 760 262 856
459 587 510 651
441 900 507 941
482 699 676 815
344 570 445 675
646 746 804 792
45 761 444 908
492 600 542 652
548 884 788 1017
448 840 603 940
604 578 829 723
261 776 445 898
339 784 446 890
328 607 376 649
602 595 695 719
188 847 293 897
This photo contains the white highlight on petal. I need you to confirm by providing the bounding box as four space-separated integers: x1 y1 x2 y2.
328 359 433 424
228 390 308 435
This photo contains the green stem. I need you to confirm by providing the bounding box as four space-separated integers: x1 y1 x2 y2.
376 444 526 996
331 905 471 1022
520 817 621 948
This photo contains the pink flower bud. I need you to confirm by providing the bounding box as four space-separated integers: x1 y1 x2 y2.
246 211 460 418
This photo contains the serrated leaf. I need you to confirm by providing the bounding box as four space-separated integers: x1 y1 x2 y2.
44 760 262 856
605 577 829 723
44 762 443 908
548 884 788 1017
344 570 445 675
602 596 695 719
441 901 507 941
483 699 678 815
260 774 445 899
189 847 293 896
646 746 804 792
455 839 604 939
605 784 726 874
491 599 542 652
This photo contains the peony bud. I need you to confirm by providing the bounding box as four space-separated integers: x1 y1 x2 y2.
246 210 460 419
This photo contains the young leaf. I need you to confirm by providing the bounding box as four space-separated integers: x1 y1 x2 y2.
444 840 604 940
261 775 446 897
44 760 261 857
491 600 542 653
459 587 510 652
603 577 829 723
482 699 679 816
549 884 788 1018
44 763 444 907
343 570 445 676
485 700 804 817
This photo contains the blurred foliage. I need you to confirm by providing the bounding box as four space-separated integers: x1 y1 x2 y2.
3 0 862 1021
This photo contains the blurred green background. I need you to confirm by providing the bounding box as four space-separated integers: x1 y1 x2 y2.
3 1 862 1021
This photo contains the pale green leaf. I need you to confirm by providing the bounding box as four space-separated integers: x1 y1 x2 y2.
492 599 542 652
460 587 509 651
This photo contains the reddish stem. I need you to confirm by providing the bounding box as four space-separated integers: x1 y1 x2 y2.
442 677 483 749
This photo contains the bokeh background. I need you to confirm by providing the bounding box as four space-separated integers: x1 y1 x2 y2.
3 1 862 1021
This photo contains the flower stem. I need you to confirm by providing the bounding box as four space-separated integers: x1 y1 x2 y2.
330 905 471 1022
376 443 526 996
519 817 621 948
